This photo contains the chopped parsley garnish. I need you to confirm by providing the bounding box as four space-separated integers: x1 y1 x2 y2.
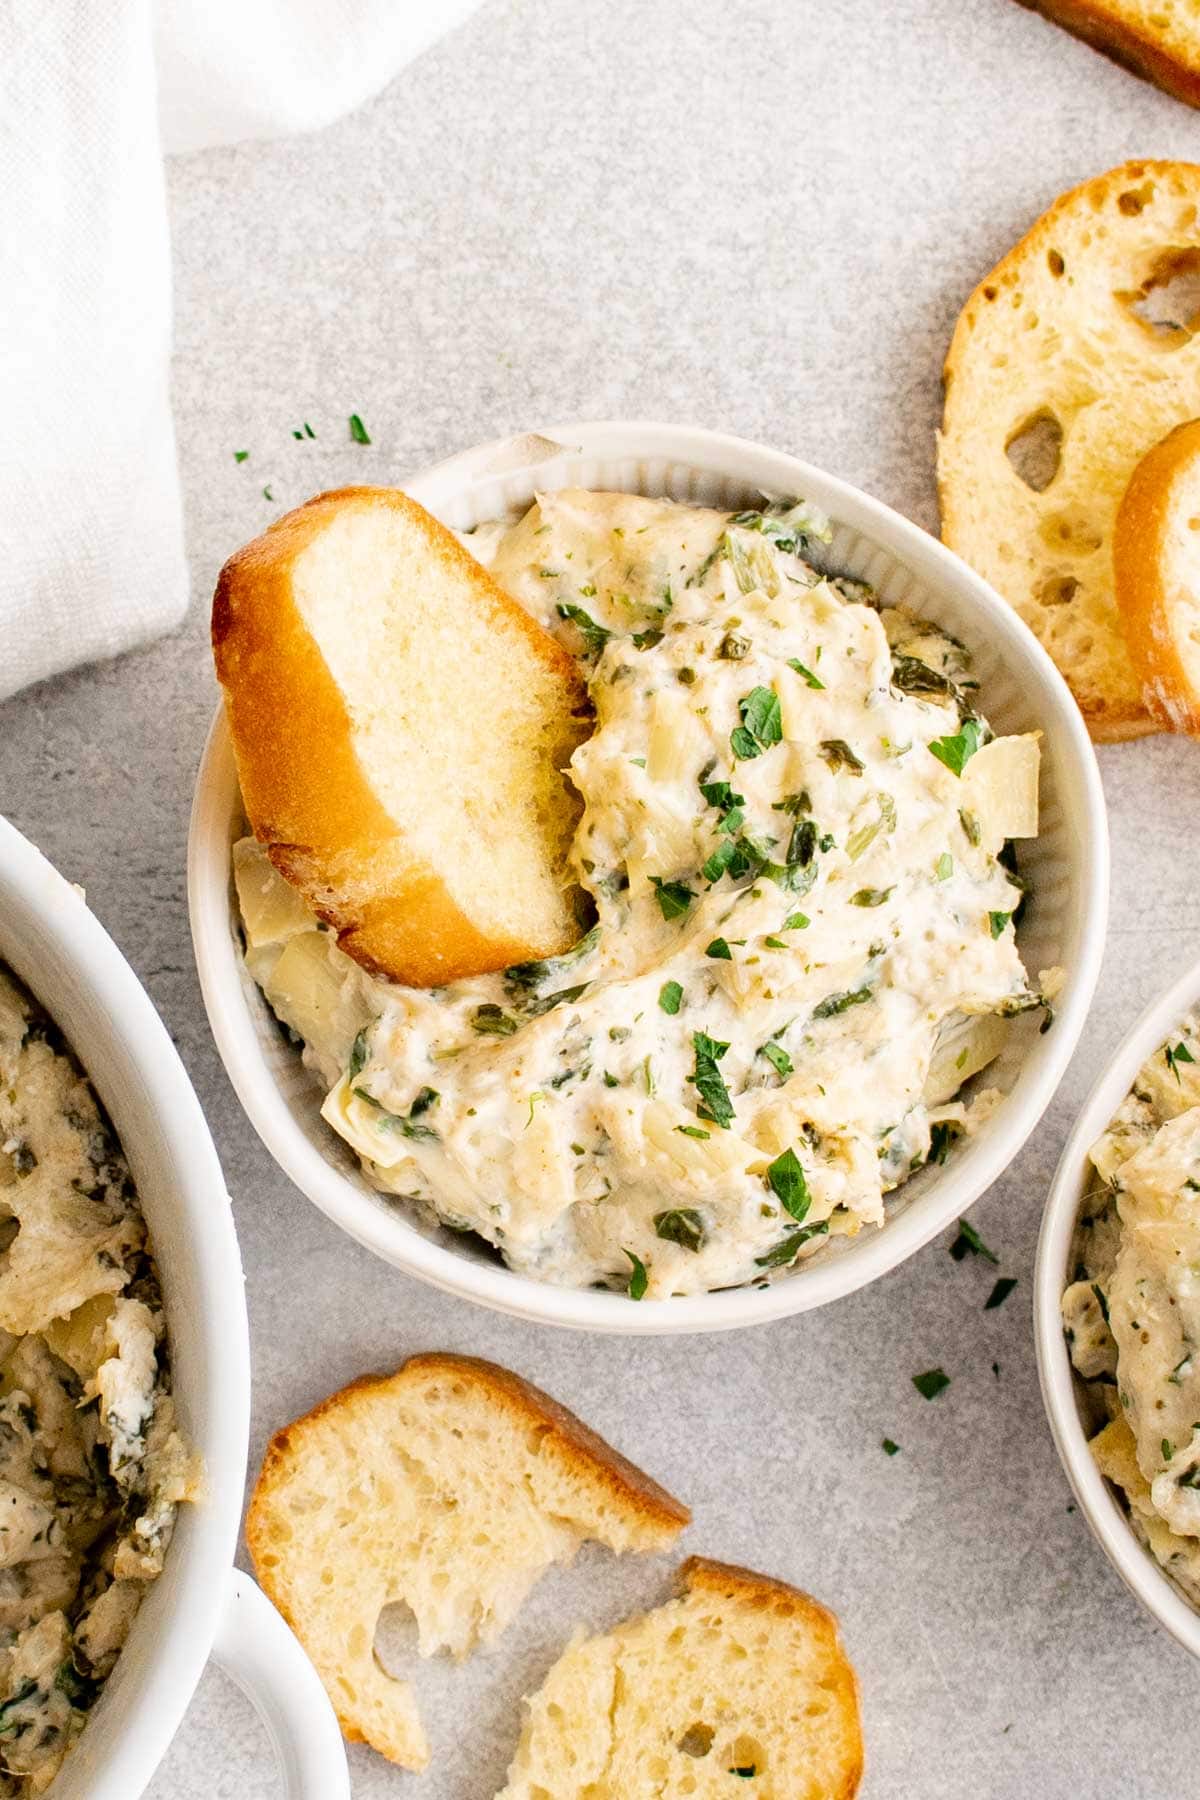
1166 1041 1197 1083
985 1277 1018 1310
1163 1439 1174 1464
624 1249 648 1300
949 1218 998 1264
1091 1281 1110 1324
912 1367 950 1400
659 980 684 1014
675 1124 710 1139
754 1220 828 1267
262 485 274 501
766 1147 811 1222
760 1040 793 1078
959 808 981 847
700 778 744 812
690 1031 735 1129
731 686 783 760
763 936 788 949
705 937 733 960
702 840 738 882
233 449 249 463
882 1438 900 1456
850 886 893 908
353 1084 440 1140
988 911 1011 938
556 602 611 654
928 1121 962 1165
812 985 872 1020
471 1003 519 1036
787 818 818 868
819 738 864 775
632 627 663 650
787 657 825 689
935 853 953 881
928 717 984 777
348 1027 370 1081
348 412 372 444
654 1208 705 1252
784 911 810 930
650 876 694 920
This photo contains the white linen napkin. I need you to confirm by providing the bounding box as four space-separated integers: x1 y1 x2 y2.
0 0 479 703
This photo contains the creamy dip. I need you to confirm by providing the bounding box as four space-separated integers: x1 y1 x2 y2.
1064 1010 1200 1604
0 966 194 1795
237 488 1048 1299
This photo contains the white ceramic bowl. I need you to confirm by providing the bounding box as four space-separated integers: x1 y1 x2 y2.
1037 956 1200 1659
189 420 1109 1334
0 817 349 1798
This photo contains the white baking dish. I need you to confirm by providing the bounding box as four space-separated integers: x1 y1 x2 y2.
0 816 348 1797
189 420 1109 1334
1037 956 1200 1660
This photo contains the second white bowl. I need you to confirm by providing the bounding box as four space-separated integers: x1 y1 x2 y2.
1037 956 1200 1659
189 420 1109 1333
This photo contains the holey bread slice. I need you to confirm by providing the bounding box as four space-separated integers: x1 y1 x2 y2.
1114 417 1200 734
938 160 1200 740
497 1557 863 1800
212 486 593 986
245 1354 689 1771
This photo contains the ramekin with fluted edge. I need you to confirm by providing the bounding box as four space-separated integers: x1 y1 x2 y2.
0 816 349 1798
1036 956 1200 1659
189 420 1109 1334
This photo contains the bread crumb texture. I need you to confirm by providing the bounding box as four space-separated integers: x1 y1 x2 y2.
497 1556 863 1800
245 1354 688 1770
938 159 1200 739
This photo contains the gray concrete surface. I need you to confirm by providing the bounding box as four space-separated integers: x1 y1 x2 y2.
3 0 1200 1793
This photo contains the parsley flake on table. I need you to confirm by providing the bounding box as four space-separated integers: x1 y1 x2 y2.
928 717 984 777
912 1368 950 1400
985 1277 1018 1310
348 412 372 444
949 1219 998 1264
882 1438 900 1456
233 449 249 463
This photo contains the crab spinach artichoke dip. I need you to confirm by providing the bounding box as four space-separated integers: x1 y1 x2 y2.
1063 1013 1200 1606
0 965 194 1794
236 488 1052 1300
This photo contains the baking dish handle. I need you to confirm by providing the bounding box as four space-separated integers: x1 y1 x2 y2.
212 1568 350 1798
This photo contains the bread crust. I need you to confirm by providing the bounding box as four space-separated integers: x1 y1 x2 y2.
939 160 1200 741
1114 417 1200 734
213 486 591 985
249 1352 690 1543
1015 0 1200 110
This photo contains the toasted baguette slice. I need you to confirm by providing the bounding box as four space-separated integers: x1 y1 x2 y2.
212 487 592 986
245 1354 689 1771
497 1556 863 1800
938 160 1200 740
1114 417 1200 734
1016 0 1200 110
